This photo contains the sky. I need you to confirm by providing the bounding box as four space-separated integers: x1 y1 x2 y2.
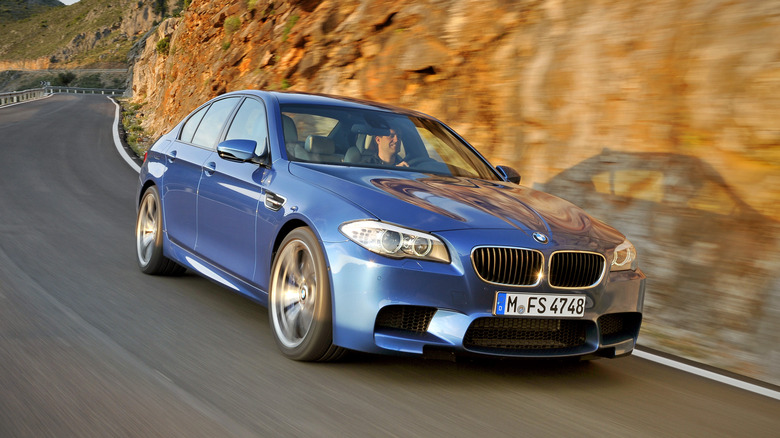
60 0 80 5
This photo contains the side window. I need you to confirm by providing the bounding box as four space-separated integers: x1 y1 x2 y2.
190 97 241 148
225 98 268 155
179 105 208 143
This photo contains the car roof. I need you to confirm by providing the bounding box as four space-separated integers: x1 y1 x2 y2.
224 89 434 119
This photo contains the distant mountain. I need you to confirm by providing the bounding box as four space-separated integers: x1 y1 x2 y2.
0 0 64 23
0 0 181 69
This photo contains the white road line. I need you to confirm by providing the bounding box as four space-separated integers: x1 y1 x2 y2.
106 95 780 402
634 349 780 401
108 97 141 173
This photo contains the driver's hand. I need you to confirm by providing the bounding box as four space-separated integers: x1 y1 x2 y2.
397 161 409 167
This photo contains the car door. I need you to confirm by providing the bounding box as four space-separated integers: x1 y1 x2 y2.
162 103 212 251
163 97 242 252
195 97 270 282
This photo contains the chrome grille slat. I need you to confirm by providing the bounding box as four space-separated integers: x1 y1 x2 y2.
472 247 542 286
472 247 605 288
549 251 605 288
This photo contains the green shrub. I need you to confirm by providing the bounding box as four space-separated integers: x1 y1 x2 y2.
75 73 103 88
224 15 240 35
282 14 299 42
56 72 76 86
153 0 166 15
156 36 170 56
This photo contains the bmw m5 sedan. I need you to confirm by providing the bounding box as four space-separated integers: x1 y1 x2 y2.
135 90 646 361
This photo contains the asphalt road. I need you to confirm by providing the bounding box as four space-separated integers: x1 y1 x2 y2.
0 94 777 437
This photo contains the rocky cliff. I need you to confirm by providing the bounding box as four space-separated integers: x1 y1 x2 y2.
130 0 780 384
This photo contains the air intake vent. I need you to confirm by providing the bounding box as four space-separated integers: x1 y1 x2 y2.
598 312 642 345
472 247 543 286
549 251 605 288
375 305 436 335
463 317 589 352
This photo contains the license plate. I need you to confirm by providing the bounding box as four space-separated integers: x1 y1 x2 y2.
494 292 585 317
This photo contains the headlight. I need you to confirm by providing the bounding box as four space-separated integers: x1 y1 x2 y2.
339 220 450 263
611 239 638 271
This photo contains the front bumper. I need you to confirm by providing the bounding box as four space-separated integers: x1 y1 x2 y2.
324 235 646 359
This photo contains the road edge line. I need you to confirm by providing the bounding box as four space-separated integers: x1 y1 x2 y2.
633 348 780 401
108 97 141 173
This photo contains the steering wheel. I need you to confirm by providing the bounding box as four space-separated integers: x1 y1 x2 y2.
404 156 431 167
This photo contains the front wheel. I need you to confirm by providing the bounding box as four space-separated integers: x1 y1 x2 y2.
135 186 185 275
269 227 345 361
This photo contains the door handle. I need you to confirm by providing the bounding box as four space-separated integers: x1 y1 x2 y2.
264 191 287 211
167 150 177 163
204 162 216 176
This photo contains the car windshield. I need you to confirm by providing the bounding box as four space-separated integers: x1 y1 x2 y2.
280 104 500 180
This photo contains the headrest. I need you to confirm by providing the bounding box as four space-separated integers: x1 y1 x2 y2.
282 115 298 143
305 136 336 154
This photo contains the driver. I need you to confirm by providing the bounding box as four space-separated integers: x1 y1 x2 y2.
344 127 411 167
373 128 408 167
344 129 409 167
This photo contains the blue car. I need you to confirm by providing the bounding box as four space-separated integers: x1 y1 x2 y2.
135 90 646 361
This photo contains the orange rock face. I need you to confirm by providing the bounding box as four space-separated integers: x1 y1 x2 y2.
131 0 780 385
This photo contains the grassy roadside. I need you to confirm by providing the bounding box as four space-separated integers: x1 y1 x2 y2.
118 99 154 158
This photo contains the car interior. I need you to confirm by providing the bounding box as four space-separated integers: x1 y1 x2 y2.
280 109 448 171
277 105 502 182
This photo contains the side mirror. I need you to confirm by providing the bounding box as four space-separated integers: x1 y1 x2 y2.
496 165 521 184
217 138 269 166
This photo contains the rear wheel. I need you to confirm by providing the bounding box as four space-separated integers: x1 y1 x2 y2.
269 227 345 361
135 186 185 275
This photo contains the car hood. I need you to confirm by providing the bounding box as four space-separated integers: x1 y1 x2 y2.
289 164 625 245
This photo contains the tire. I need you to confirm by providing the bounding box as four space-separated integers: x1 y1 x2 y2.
135 186 186 276
269 227 345 361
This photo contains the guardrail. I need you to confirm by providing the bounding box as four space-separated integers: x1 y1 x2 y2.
46 86 126 96
0 86 127 106
0 88 47 106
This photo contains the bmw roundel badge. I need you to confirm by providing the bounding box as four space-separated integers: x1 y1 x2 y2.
533 232 549 244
